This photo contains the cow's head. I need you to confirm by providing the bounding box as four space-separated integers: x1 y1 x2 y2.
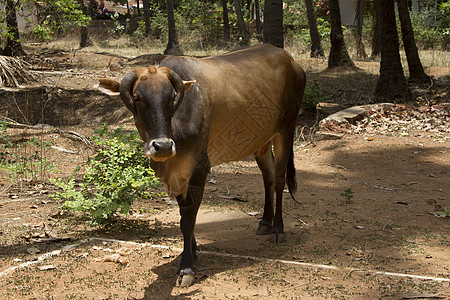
95 66 195 162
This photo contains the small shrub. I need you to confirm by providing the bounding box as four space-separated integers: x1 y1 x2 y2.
32 25 53 42
0 121 57 186
340 188 354 204
133 20 146 39
302 79 328 111
109 12 126 36
51 124 162 224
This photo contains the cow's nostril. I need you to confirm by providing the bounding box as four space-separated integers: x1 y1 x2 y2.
152 140 173 153
152 141 161 151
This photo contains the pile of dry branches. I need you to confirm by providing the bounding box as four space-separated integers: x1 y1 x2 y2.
0 56 37 87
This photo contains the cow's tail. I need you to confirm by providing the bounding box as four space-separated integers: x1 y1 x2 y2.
286 147 299 203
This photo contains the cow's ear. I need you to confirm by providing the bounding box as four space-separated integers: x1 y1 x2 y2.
94 78 120 96
183 80 196 93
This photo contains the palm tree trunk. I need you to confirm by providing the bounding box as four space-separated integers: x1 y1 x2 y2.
255 0 261 36
164 0 183 55
353 0 367 59
263 0 283 48
234 0 250 45
222 0 230 41
328 0 354 68
375 0 412 102
143 0 151 37
305 0 324 58
371 0 381 58
397 0 429 83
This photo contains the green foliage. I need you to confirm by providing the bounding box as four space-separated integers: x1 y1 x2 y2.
340 188 354 203
302 79 328 111
436 2 450 49
109 12 126 36
0 121 57 186
283 0 308 31
51 124 162 224
32 25 53 42
177 0 223 42
437 2 450 28
435 207 450 218
29 0 91 41
286 16 334 51
408 10 442 49
133 20 146 39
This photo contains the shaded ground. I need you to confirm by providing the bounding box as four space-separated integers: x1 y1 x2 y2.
0 49 449 299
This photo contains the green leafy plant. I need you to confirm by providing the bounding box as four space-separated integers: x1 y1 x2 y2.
32 25 53 42
435 207 450 218
29 0 91 42
113 12 128 36
302 79 328 111
51 124 162 224
340 188 354 204
133 20 147 39
0 121 57 186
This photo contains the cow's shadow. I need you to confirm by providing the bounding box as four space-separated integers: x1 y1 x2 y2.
139 247 258 300
136 214 268 299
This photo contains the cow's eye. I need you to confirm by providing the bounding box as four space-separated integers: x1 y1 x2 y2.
133 94 140 102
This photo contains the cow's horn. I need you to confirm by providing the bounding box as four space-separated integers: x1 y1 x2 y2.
120 71 137 114
168 70 185 111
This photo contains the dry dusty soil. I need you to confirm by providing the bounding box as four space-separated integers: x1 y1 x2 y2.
0 50 449 299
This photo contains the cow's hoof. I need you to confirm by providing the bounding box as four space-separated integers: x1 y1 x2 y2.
175 268 196 287
256 221 272 235
270 232 285 243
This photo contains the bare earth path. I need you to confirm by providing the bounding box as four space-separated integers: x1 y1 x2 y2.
0 50 449 299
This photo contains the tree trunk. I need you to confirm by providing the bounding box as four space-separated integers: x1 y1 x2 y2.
263 0 283 48
375 0 412 102
371 0 381 58
328 0 354 68
353 0 367 59
305 0 324 58
234 0 250 45
397 0 429 83
255 0 261 36
222 0 230 41
136 0 141 16
2 0 26 56
78 0 92 48
143 0 151 37
164 0 183 55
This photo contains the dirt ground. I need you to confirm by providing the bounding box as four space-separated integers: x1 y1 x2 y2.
0 49 449 299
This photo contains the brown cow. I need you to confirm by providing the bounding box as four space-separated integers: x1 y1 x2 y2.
95 44 306 287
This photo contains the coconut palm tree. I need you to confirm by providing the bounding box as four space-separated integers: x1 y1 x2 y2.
328 0 354 68
143 0 151 37
164 0 183 55
234 0 250 45
353 0 367 59
305 0 324 58
397 0 429 83
222 0 230 41
263 0 283 48
375 0 412 101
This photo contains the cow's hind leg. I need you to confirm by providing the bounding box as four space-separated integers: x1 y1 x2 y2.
271 134 297 243
254 142 275 236
175 154 210 287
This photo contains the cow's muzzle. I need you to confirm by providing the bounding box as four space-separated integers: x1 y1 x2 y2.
145 138 176 161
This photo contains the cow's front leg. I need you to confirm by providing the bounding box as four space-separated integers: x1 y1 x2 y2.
175 156 210 287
